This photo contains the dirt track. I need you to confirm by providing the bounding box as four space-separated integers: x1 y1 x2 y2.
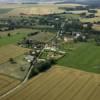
0 74 20 96
0 65 100 100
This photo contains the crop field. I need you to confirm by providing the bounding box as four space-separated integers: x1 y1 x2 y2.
0 3 84 17
58 42 100 74
80 9 100 23
1 66 100 100
0 44 29 64
92 24 100 31
95 9 100 17
0 74 20 96
80 17 100 23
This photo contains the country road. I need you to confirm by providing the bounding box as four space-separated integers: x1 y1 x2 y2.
0 29 58 100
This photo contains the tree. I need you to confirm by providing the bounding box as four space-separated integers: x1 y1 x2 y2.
7 33 11 37
9 58 16 64
95 36 100 46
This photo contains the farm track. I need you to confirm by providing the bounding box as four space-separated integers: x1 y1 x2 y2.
1 66 100 100
0 74 20 96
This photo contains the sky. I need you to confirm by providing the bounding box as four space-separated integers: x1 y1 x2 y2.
0 0 99 3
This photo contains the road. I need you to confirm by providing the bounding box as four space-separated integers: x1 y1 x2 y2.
0 44 45 100
0 29 58 99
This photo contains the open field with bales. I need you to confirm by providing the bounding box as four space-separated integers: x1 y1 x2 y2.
1 66 100 100
0 74 20 96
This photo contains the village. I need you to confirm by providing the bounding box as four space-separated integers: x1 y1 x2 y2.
0 9 99 79
0 2 100 100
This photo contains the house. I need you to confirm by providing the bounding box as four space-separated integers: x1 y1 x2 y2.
24 55 34 63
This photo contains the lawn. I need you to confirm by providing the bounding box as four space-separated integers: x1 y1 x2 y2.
57 42 100 73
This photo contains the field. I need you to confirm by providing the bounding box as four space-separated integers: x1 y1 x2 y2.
92 24 100 31
57 42 100 74
1 66 100 100
0 8 13 14
0 28 36 47
80 17 100 23
28 32 55 42
0 28 35 37
0 74 20 96
0 3 84 17
0 44 29 64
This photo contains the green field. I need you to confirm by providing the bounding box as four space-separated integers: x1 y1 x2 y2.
0 28 38 47
57 42 100 73
0 8 13 14
0 33 27 47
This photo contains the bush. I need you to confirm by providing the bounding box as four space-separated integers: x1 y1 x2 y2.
9 58 16 64
29 67 39 79
7 33 11 37
29 59 56 79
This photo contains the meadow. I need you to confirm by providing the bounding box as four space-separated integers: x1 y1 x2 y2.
57 42 100 74
0 28 36 47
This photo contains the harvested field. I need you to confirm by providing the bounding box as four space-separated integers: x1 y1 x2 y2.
92 24 100 31
1 66 100 100
0 44 29 64
0 74 20 96
0 4 84 17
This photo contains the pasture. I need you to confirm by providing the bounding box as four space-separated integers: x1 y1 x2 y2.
1 66 100 100
0 28 35 37
0 28 35 47
57 42 100 74
0 74 20 96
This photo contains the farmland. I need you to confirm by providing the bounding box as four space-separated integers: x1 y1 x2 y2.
0 3 84 17
0 74 20 96
0 8 13 14
0 44 29 64
1 66 100 100
0 28 35 37
0 28 36 47
57 42 100 74
0 2 100 99
92 24 100 31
